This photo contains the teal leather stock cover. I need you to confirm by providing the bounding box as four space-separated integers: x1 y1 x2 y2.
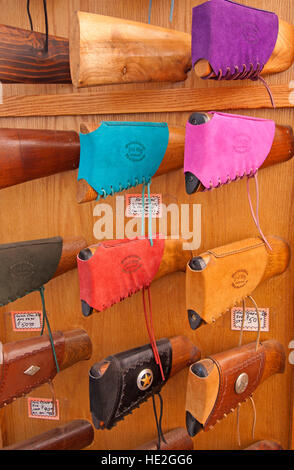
78 122 169 198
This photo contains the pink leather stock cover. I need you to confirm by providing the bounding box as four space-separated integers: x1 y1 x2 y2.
77 237 165 312
184 112 275 189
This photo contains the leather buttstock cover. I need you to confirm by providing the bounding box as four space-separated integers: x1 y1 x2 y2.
186 340 285 431
186 236 289 324
89 338 172 430
78 237 165 313
0 332 65 407
0 237 63 306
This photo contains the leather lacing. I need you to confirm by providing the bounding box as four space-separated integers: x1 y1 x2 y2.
205 63 275 108
206 170 272 251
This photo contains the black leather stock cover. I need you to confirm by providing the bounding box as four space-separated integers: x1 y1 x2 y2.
89 338 172 429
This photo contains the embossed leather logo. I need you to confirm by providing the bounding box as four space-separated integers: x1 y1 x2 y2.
233 134 251 154
125 142 146 162
121 255 143 273
137 369 153 391
242 23 260 44
10 262 35 279
232 270 248 289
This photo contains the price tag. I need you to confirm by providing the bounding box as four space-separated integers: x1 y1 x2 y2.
231 307 269 332
125 194 162 218
11 311 43 332
28 398 59 420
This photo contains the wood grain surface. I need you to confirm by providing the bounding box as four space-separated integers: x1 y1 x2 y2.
0 0 293 451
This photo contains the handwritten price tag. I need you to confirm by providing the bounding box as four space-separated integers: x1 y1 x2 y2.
28 398 59 420
231 307 269 332
11 311 43 332
125 194 162 218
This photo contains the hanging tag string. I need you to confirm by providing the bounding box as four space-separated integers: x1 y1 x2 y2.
247 172 272 251
152 392 167 450
142 287 165 381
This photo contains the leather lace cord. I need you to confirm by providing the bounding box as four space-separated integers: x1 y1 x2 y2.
247 172 272 251
148 0 175 24
38 286 60 373
236 295 261 446
142 286 165 381
141 181 154 247
152 392 167 450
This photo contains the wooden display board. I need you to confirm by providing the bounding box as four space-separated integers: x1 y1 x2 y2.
0 0 293 451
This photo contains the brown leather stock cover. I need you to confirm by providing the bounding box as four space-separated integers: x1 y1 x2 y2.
186 340 285 432
0 332 65 407
186 236 290 324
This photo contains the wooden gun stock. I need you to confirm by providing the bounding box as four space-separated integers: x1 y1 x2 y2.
185 340 285 437
0 24 71 83
53 237 87 278
186 113 294 194
70 11 191 88
244 440 283 451
0 329 92 407
99 336 201 379
76 123 185 204
135 428 194 451
70 12 294 88
195 19 294 79
2 420 94 450
0 129 80 190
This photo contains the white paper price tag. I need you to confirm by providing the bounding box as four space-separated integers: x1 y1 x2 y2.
231 307 269 332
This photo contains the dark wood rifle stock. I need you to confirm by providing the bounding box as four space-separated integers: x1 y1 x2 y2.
53 237 87 278
0 129 80 190
0 330 92 408
0 24 71 83
135 428 194 451
2 420 94 450
244 440 283 451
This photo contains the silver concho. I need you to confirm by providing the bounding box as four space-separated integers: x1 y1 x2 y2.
235 372 249 394
137 368 153 391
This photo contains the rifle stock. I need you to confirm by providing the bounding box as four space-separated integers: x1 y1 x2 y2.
70 11 294 88
0 330 92 408
77 117 294 203
187 114 294 194
244 440 283 451
135 428 194 451
0 24 71 83
54 236 87 278
76 123 185 204
78 237 192 317
70 11 191 88
89 335 200 430
185 340 285 437
2 420 94 451
0 128 80 190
